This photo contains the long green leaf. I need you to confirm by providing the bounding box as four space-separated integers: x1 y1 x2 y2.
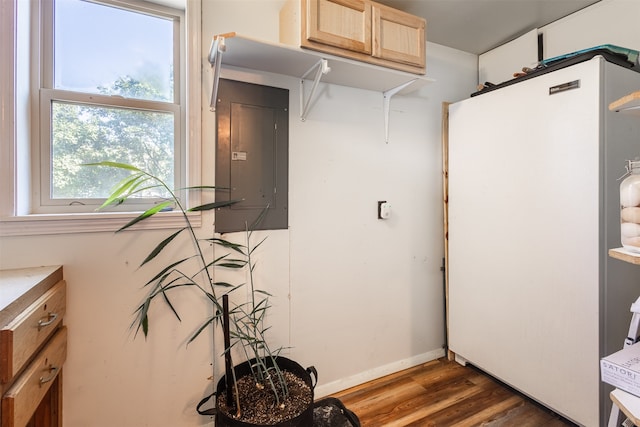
117 201 173 232
249 236 268 255
132 298 152 338
206 238 246 254
249 205 270 231
188 199 242 212
98 173 145 209
254 289 272 297
140 228 186 267
207 258 247 270
187 316 215 345
84 161 144 172
148 281 196 300
134 280 195 337
143 257 193 287
209 253 231 264
207 254 247 269
160 287 181 322
211 281 239 289
217 262 246 269
141 314 149 337
184 185 223 190
121 181 164 200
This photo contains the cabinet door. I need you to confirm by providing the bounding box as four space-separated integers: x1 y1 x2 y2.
372 2 425 68
306 0 372 54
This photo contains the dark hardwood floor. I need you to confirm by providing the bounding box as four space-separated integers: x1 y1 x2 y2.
330 358 578 427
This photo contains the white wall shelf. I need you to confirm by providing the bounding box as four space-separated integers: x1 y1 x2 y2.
208 33 435 142
609 248 640 265
611 388 640 426
609 90 640 116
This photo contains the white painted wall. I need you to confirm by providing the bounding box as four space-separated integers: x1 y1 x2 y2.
0 2 477 427
479 28 538 86
541 0 640 60
479 0 640 86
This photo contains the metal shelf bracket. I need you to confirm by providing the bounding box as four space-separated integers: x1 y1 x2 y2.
300 59 331 121
383 79 417 143
209 36 226 112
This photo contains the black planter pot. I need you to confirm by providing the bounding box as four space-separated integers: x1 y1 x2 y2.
214 357 317 427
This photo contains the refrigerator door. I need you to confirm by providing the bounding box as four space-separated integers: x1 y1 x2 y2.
448 59 603 426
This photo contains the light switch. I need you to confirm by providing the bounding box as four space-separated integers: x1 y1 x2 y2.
378 201 391 219
381 202 391 219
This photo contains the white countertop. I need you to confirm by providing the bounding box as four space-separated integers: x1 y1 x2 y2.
0 265 63 326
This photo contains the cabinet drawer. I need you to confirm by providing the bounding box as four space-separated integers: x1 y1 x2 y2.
1 327 66 427
0 281 66 383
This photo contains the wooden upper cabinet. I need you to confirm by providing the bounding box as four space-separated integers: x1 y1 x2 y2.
372 2 425 68
305 0 372 54
280 0 426 74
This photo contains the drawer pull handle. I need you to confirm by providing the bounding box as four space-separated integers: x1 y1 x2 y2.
38 313 58 330
39 366 59 385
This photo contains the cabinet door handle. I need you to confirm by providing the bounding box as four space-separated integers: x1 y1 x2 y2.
37 312 58 330
39 366 59 385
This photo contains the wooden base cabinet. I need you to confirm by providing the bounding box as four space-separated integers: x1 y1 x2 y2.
1 267 66 427
28 375 62 427
280 0 426 74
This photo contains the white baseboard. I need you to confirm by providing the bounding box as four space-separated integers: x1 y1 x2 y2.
314 348 446 398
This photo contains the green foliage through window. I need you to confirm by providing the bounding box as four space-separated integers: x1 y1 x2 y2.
51 77 174 200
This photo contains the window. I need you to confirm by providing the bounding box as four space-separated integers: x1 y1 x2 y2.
37 0 184 213
0 0 201 235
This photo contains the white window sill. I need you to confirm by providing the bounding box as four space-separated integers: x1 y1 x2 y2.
0 211 202 237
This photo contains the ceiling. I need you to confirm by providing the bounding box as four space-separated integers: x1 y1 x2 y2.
374 0 601 54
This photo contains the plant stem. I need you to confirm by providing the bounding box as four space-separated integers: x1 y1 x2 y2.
222 295 235 410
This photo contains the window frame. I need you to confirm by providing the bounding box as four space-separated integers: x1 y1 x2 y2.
0 0 202 236
38 90 182 213
38 0 184 213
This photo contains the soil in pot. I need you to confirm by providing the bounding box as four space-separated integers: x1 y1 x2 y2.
215 357 315 426
217 370 312 425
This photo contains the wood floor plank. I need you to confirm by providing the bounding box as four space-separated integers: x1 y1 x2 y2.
417 380 516 426
329 358 577 427
480 400 574 427
348 376 503 426
449 396 523 427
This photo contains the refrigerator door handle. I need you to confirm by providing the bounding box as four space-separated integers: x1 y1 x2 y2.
549 79 580 95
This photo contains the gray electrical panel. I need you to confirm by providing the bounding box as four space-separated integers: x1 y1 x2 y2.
215 79 289 233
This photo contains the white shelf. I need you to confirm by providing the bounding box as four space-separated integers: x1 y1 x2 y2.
609 248 640 265
610 90 640 116
611 389 640 426
208 33 435 142
210 33 434 94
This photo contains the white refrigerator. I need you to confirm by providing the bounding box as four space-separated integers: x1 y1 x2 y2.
448 56 640 427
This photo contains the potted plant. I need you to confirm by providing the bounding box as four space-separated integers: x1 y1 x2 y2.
89 161 316 426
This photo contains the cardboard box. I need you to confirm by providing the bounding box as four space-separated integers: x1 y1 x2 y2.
601 342 640 396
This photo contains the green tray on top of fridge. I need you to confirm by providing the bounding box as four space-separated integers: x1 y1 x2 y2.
541 44 639 68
